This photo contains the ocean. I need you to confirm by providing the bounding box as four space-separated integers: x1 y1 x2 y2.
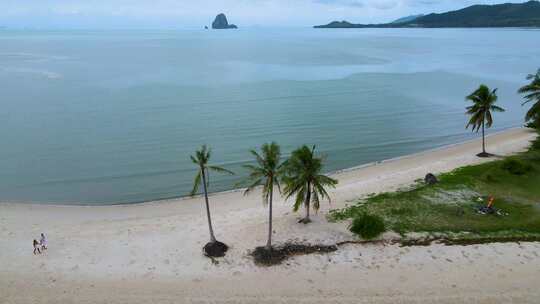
0 27 538 204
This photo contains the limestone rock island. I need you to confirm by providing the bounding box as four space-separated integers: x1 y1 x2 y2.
212 13 238 29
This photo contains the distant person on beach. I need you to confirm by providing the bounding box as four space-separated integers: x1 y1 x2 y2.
33 239 41 255
40 233 47 250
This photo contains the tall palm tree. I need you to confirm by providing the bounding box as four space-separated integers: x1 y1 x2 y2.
282 145 338 224
190 145 234 256
466 85 505 157
518 68 540 125
243 142 284 250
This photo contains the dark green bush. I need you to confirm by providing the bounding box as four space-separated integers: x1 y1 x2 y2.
501 159 533 175
349 213 386 240
530 137 540 152
525 115 540 130
484 174 497 183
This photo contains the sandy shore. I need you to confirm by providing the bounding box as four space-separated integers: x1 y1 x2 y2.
1 128 539 304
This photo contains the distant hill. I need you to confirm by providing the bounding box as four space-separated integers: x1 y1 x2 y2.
315 1 540 28
391 14 424 24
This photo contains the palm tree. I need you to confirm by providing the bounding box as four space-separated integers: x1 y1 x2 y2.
282 145 338 224
190 145 234 256
465 85 505 157
243 142 284 250
518 69 540 126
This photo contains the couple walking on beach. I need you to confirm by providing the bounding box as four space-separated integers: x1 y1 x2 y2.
33 233 47 255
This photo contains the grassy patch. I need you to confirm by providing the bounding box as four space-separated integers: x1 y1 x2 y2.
329 130 540 239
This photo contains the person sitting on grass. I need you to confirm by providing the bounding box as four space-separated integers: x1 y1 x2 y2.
477 195 497 215
486 196 495 210
33 239 41 255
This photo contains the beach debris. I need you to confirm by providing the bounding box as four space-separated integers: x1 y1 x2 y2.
399 235 540 247
203 241 229 258
424 173 438 185
250 243 338 266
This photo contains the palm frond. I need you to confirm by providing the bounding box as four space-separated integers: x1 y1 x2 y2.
243 142 284 210
249 149 265 167
518 70 540 122
208 165 234 175
243 178 263 196
491 105 505 112
316 174 338 187
293 187 305 212
313 179 332 204
282 145 337 214
190 171 201 196
465 84 502 132
275 177 282 194
283 178 304 200
485 110 493 128
526 102 540 121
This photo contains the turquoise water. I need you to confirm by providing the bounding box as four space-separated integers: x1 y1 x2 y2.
0 28 537 205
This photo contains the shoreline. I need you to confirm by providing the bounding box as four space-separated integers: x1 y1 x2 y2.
1 127 539 304
1 126 527 207
328 125 523 174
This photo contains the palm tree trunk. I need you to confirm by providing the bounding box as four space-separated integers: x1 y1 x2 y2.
482 120 486 154
304 182 311 222
266 184 273 250
201 168 217 243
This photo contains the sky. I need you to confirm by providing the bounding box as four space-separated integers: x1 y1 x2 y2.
0 0 529 29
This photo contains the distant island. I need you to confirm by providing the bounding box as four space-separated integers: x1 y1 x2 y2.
390 14 424 24
315 0 540 28
212 13 238 29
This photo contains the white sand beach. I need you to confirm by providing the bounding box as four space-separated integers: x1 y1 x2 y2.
1 127 539 304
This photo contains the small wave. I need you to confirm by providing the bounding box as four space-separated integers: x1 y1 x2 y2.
1 67 62 79
0 52 68 62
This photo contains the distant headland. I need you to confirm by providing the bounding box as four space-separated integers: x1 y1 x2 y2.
315 1 540 28
212 13 238 29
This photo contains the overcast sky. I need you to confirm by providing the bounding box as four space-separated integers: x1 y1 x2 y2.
0 0 528 29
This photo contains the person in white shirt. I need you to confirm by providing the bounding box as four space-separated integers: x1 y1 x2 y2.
40 233 47 250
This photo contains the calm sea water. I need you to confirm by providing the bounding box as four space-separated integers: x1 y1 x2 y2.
0 28 538 205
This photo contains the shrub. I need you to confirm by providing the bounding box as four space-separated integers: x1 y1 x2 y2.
530 137 540 152
349 213 386 240
525 115 540 130
484 174 497 183
501 159 533 175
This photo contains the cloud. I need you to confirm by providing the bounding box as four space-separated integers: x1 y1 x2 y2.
314 0 365 7
314 0 399 9
370 0 399 9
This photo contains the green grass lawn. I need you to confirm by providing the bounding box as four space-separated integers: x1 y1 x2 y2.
329 130 540 240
